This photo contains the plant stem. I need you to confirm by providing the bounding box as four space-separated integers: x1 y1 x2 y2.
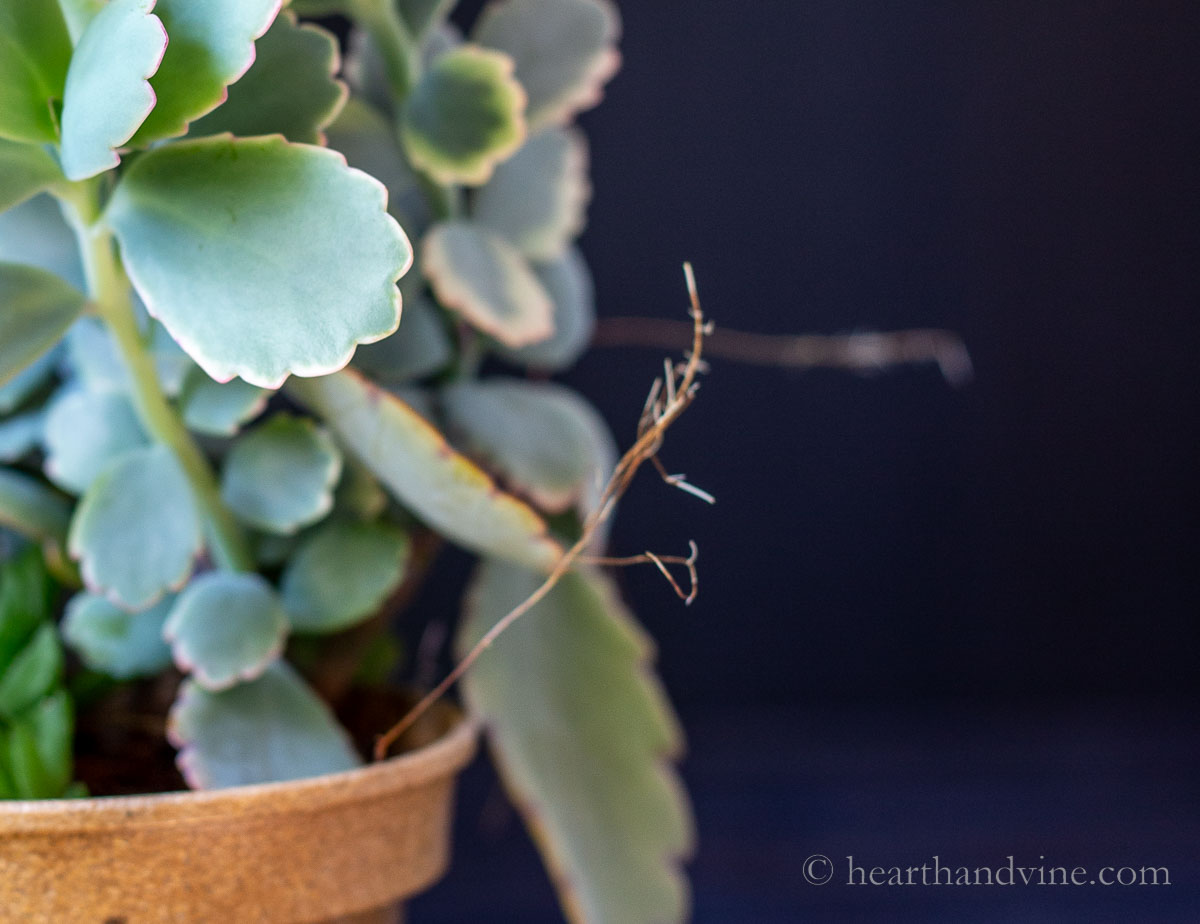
59 182 254 573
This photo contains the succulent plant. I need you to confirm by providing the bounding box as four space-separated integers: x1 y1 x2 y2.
0 0 692 920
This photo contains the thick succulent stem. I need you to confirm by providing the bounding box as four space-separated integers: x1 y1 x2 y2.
58 181 254 573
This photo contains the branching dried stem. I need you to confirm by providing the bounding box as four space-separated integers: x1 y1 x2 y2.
593 317 973 385
373 265 712 760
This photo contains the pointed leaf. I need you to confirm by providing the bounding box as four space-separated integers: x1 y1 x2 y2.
281 520 409 633
473 127 589 261
0 467 71 550
0 408 43 463
164 572 288 691
473 0 620 131
59 0 167 180
287 370 561 571
221 414 342 535
497 246 595 372
6 718 56 798
352 274 453 383
461 562 692 924
0 195 84 292
0 0 73 143
179 368 270 437
0 139 61 213
442 379 616 514
129 0 279 144
424 221 553 347
0 261 87 389
69 444 202 610
189 12 347 145
168 660 360 789
401 45 527 186
0 349 57 416
0 545 51 669
25 688 73 796
43 388 148 494
0 623 63 718
107 134 411 388
398 0 455 38
61 591 173 680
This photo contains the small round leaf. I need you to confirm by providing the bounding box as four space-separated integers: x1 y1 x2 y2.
180 368 270 437
61 591 174 680
43 389 148 495
497 246 595 371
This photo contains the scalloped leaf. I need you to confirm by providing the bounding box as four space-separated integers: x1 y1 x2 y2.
43 389 148 494
0 195 84 292
0 139 61 213
352 273 453 383
221 414 341 535
61 591 174 680
442 378 615 515
69 444 202 610
179 368 270 437
0 410 43 463
164 572 288 691
461 562 692 924
59 0 167 180
189 12 346 145
168 659 359 789
107 134 411 388
473 127 589 260
0 623 62 718
128 0 279 145
401 44 527 186
473 0 620 131
0 0 73 143
280 519 409 633
0 261 86 389
0 467 71 549
497 246 595 372
423 221 553 347
286 370 561 571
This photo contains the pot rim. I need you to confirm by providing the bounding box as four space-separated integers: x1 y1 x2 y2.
0 703 478 832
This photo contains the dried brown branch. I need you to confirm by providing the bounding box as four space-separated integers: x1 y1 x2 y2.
374 265 712 760
594 317 973 385
581 540 701 605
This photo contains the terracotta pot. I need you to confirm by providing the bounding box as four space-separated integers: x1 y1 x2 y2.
0 703 477 923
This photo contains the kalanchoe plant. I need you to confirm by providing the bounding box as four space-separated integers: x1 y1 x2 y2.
0 0 693 921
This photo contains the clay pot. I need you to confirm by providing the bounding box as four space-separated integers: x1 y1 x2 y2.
0 703 477 923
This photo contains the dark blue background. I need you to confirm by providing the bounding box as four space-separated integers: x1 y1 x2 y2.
411 1 1200 920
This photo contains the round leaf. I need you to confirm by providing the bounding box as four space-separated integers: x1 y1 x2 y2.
43 389 148 494
69 444 202 610
61 591 174 680
221 414 342 535
0 195 85 292
59 0 167 180
188 12 347 145
168 660 360 789
0 139 61 213
472 127 589 260
281 520 410 633
423 221 553 347
352 271 453 383
179 368 270 437
129 0 279 144
401 44 527 186
106 134 411 388
0 261 87 390
164 572 288 691
496 245 595 371
472 0 620 131
0 0 73 143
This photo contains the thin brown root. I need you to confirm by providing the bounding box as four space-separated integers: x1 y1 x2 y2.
373 265 711 761
580 540 700 605
593 318 973 385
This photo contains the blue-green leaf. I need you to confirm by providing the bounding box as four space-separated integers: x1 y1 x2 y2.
107 134 411 388
496 246 595 372
0 410 44 464
179 368 269 437
61 591 173 680
0 195 84 292
0 467 71 550
43 389 148 494
0 261 87 389
351 270 453 383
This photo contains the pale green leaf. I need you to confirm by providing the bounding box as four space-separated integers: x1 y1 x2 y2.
442 378 616 515
352 273 453 383
0 410 43 463
0 623 62 718
43 388 148 494
57 0 106 44
221 414 342 535
179 368 269 437
0 467 70 549
332 458 388 521
60 591 173 679
461 562 692 924
69 444 202 610
168 660 360 789
0 139 61 213
401 45 527 186
0 195 84 292
423 221 553 347
164 572 288 691
59 0 167 180
0 262 85 389
473 127 589 260
473 0 620 131
281 519 409 633
399 0 455 38
287 370 562 571
0 0 73 143
0 349 58 416
497 246 595 372
129 0 279 144
189 12 347 145
107 134 411 388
